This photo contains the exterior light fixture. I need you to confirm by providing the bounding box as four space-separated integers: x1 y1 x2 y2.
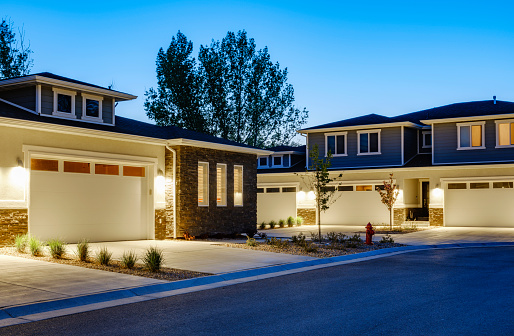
17 158 23 168
157 169 164 177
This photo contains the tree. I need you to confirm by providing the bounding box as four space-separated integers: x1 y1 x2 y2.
376 173 399 230
144 31 207 133
145 30 308 148
298 144 341 243
0 18 33 79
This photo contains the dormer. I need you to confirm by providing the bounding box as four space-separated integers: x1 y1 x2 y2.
0 72 136 126
257 145 306 170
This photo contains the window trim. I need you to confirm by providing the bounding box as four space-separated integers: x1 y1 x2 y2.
258 156 269 168
495 119 514 148
81 93 103 122
216 163 227 207
457 121 485 150
52 88 77 119
324 132 348 157
271 155 283 168
234 165 243 207
198 161 209 207
357 130 381 155
422 131 432 148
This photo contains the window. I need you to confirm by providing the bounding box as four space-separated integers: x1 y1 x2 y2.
325 132 347 156
358 130 380 155
266 187 280 193
496 120 514 147
258 156 268 168
356 185 373 191
493 182 513 189
123 166 145 177
82 94 103 121
338 185 353 191
282 187 296 193
31 158 58 172
198 162 209 206
234 165 243 206
448 183 467 189
375 185 385 191
322 186 336 192
64 161 90 174
216 164 227 206
257 188 265 193
422 131 432 148
272 155 283 167
458 122 484 149
470 182 489 189
53 88 76 118
95 164 119 175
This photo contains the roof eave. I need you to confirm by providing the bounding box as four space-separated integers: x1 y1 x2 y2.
421 113 514 124
298 121 423 134
167 138 272 155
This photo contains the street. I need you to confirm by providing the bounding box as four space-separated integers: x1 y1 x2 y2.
2 247 513 336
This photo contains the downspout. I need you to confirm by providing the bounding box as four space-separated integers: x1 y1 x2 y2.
165 145 177 239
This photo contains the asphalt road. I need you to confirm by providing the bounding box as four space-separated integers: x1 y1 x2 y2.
3 247 513 336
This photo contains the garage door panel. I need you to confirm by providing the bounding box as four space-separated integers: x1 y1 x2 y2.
322 192 389 225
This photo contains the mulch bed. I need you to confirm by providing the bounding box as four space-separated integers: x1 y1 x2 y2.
0 247 211 281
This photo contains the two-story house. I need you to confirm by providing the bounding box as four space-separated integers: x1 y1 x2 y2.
0 72 270 245
257 98 514 228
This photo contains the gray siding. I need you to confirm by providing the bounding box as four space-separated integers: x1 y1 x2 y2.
434 120 514 164
102 98 113 124
403 127 417 163
308 127 402 168
0 87 36 111
40 85 53 115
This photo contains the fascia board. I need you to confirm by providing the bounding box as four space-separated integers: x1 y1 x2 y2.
421 113 514 124
298 122 423 134
168 138 272 155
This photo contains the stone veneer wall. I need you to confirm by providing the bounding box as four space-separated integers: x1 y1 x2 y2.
297 208 315 225
154 209 167 240
0 209 28 246
166 146 257 237
393 208 407 225
429 208 444 226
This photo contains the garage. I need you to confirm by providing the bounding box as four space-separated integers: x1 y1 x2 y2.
29 156 150 242
321 184 389 225
257 185 297 223
444 180 514 227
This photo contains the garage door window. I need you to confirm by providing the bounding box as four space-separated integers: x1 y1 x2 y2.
470 182 489 189
493 182 513 189
448 183 467 189
458 122 484 149
95 164 119 175
64 161 90 174
31 159 59 172
338 186 353 191
282 187 296 193
123 166 145 177
356 185 373 191
266 188 280 193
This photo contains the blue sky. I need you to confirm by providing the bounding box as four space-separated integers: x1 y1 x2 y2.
3 0 514 129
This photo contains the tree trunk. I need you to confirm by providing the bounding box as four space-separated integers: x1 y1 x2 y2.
389 208 393 230
317 205 322 243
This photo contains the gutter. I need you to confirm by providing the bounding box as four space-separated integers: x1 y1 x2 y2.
165 145 177 239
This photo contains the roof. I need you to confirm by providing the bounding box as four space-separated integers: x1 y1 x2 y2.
267 145 306 153
301 113 393 131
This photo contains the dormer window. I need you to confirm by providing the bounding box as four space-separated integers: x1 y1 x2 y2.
272 155 283 167
422 131 432 148
53 88 76 118
82 94 103 122
258 156 268 168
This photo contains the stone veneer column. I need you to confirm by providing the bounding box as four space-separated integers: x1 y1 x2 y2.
297 208 316 225
429 208 444 226
154 209 167 240
393 208 407 226
163 148 176 239
0 209 28 246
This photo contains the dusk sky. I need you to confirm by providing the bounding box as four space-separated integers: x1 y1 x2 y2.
4 0 514 129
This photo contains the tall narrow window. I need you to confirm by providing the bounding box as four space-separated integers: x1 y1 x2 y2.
325 132 347 156
358 130 380 154
217 163 227 206
458 122 484 149
198 162 209 206
234 165 243 206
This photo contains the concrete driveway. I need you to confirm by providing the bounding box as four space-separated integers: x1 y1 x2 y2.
262 225 514 245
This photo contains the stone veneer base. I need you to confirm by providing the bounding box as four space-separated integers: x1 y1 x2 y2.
297 208 316 226
0 209 28 246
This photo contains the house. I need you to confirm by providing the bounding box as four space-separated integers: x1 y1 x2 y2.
0 72 269 245
257 98 514 228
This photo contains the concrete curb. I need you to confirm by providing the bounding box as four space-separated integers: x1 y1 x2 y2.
1 242 513 328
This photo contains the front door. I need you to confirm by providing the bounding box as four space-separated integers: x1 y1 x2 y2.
421 181 430 218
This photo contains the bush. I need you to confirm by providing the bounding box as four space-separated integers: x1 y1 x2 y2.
48 239 66 259
14 234 28 253
246 236 258 247
144 246 164 272
269 220 277 229
291 232 307 247
121 250 138 269
266 237 288 248
287 216 295 227
303 242 318 253
295 216 304 226
77 239 90 262
348 233 363 243
29 236 43 256
310 231 322 242
278 219 286 228
96 247 113 266
258 222 267 230
379 234 395 244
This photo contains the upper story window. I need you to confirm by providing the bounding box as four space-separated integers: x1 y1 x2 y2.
258 156 268 168
53 88 76 118
357 130 381 155
82 94 103 122
458 122 485 150
272 155 283 167
325 132 347 157
496 120 514 148
422 131 432 148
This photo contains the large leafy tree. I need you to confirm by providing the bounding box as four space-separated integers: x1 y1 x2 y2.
0 18 33 79
145 30 308 147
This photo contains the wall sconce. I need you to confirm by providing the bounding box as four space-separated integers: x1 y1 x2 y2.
435 183 440 189
157 169 164 177
17 158 23 168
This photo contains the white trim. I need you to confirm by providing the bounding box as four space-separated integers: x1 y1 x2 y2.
432 125 435 165
112 98 116 125
306 134 309 168
298 121 422 134
422 130 432 148
257 182 301 188
401 126 404 165
258 156 269 168
36 85 41 114
357 129 381 155
52 88 76 119
81 93 103 123
456 121 485 150
0 97 37 115
234 165 244 207
495 119 514 148
271 155 283 167
216 163 227 207
167 139 271 155
324 131 348 157
421 113 514 125
441 176 514 183
198 161 209 207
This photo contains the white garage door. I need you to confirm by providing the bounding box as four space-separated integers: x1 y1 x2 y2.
29 158 149 242
445 181 514 227
257 186 297 223
321 184 389 226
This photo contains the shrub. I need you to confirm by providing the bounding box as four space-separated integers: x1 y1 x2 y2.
14 234 28 253
287 216 295 227
121 250 138 269
304 242 318 253
310 231 322 242
295 216 304 226
144 246 164 272
29 236 43 256
77 239 90 262
348 233 363 243
326 232 338 244
246 236 258 247
379 234 395 244
259 232 267 240
269 220 277 229
96 247 113 266
48 239 66 259
291 232 307 247
278 219 286 228
258 222 267 230
266 237 288 248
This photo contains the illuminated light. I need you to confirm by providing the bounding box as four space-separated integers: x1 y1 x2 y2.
155 175 165 193
234 192 243 204
10 166 26 186
307 191 315 200
432 187 443 197
297 191 306 201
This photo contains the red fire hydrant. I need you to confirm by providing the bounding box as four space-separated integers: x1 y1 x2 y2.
365 222 375 245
